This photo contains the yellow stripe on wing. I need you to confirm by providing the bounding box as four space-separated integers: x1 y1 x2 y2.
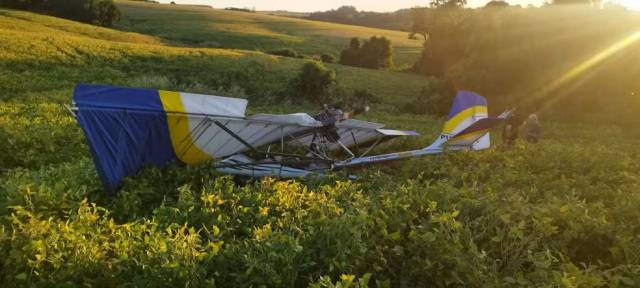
443 106 488 134
159 90 212 164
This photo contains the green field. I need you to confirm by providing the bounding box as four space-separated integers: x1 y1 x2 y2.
115 1 424 69
1 3 640 287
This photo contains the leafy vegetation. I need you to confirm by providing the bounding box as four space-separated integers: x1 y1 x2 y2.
320 54 337 64
2 116 640 286
0 0 120 26
339 36 393 70
285 61 337 104
1 2 640 287
269 48 306 59
402 79 455 116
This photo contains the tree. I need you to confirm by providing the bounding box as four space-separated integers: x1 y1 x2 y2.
349 37 361 49
410 8 430 41
430 0 467 8
359 36 393 69
335 5 358 15
92 0 121 26
339 36 393 69
339 37 361 66
0 0 120 27
485 0 510 7
552 0 599 5
411 5 467 77
288 61 336 104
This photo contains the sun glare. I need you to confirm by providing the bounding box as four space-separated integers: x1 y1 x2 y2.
550 31 640 90
618 0 640 10
533 30 640 111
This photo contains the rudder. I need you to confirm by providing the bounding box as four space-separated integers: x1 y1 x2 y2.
425 91 495 151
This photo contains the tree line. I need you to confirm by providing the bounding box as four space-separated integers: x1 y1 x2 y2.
305 1 620 33
0 0 120 27
307 6 414 32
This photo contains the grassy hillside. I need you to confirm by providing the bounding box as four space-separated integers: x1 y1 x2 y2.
0 8 427 105
1 5 640 287
115 0 424 69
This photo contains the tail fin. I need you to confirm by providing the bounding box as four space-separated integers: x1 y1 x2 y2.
426 91 505 151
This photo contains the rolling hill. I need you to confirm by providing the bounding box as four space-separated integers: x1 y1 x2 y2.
115 0 424 69
0 5 428 108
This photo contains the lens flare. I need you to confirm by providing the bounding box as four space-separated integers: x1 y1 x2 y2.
547 31 640 93
532 30 640 111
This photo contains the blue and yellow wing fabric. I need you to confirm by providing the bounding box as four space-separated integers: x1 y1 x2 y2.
73 84 248 193
440 91 501 149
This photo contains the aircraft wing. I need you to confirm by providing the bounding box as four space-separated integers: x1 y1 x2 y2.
72 84 321 192
289 118 419 151
181 113 327 159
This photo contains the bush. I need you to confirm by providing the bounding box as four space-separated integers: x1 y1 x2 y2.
0 102 88 170
0 0 121 27
339 37 362 67
359 36 393 69
320 54 337 63
336 88 380 113
339 36 393 69
1 202 218 286
3 124 640 286
321 86 379 116
285 61 336 104
402 78 455 116
225 7 253 13
351 89 381 104
268 48 304 59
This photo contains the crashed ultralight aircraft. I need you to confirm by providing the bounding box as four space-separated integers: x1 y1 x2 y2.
69 84 512 193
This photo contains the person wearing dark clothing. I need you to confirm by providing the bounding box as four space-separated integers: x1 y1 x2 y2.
503 123 517 146
314 105 345 142
525 114 541 143
502 111 519 146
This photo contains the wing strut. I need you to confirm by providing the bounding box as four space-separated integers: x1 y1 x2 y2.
212 120 260 153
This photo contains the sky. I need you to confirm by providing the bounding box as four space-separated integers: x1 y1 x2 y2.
157 0 640 12
157 0 545 12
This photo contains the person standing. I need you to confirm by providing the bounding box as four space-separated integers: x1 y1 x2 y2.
525 113 541 143
502 113 518 146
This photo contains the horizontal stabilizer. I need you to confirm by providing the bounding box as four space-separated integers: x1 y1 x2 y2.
445 117 503 148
